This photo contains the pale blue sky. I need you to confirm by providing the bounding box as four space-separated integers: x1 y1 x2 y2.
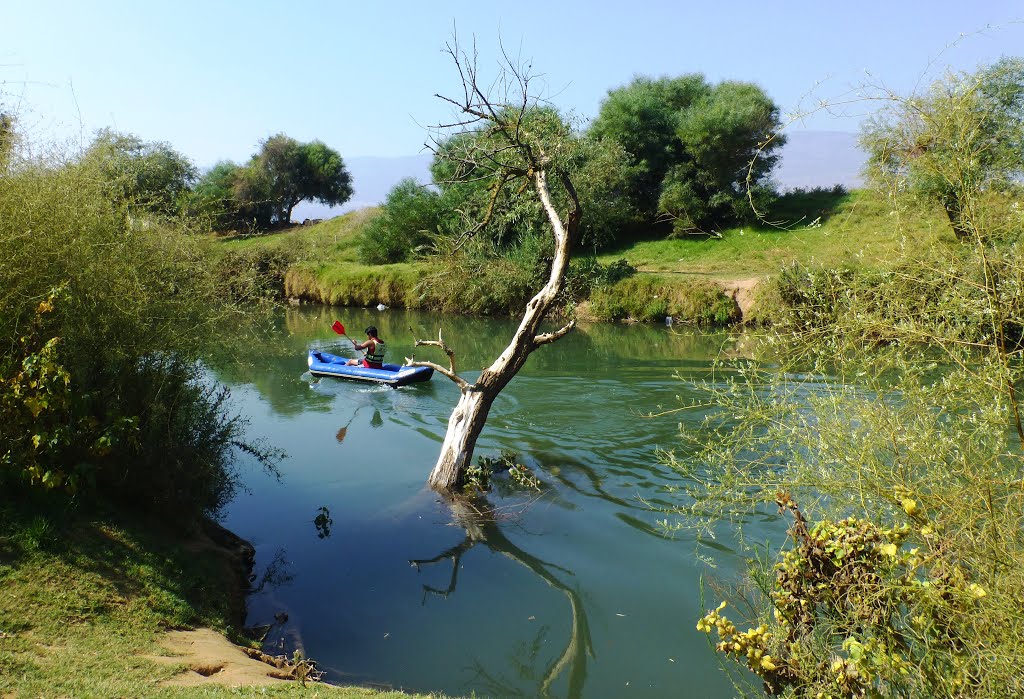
4 1 1023 166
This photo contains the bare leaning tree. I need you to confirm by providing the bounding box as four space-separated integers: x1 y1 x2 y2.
405 39 580 491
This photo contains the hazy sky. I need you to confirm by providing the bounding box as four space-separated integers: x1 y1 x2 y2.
4 1 1022 166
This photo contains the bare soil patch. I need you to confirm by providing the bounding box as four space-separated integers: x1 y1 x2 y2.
146 628 300 687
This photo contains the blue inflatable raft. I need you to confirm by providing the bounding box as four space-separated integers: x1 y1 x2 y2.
307 350 434 387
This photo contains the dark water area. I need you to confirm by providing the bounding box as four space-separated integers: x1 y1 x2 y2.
214 306 777 698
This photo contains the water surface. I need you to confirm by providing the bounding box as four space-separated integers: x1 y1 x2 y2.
217 306 773 698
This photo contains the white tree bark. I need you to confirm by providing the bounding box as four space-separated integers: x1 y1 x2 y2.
423 169 577 490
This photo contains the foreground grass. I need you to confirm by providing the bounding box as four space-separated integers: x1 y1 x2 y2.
0 497 446 698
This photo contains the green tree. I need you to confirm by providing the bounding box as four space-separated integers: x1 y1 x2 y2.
589 74 785 234
79 128 197 217
357 178 447 264
430 106 635 251
249 134 353 226
190 161 244 230
862 57 1024 241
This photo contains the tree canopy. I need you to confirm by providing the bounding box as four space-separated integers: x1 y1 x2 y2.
79 128 197 218
252 134 353 226
424 106 636 252
862 57 1024 241
588 74 786 235
190 135 353 232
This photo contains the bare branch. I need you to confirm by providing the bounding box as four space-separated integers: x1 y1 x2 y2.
534 319 576 347
406 327 470 390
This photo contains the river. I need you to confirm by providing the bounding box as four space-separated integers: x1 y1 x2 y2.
214 305 778 698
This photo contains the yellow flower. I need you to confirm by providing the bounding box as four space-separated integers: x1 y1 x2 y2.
901 498 919 516
880 543 898 557
760 656 777 671
968 583 987 598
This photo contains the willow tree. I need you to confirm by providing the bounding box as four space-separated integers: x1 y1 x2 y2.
861 57 1024 241
407 40 580 491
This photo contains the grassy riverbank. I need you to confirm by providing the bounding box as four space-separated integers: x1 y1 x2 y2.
0 499 444 698
217 188 952 324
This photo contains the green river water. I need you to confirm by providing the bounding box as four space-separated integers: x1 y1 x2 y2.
215 305 780 698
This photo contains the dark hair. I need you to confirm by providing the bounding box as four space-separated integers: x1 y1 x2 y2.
364 326 378 337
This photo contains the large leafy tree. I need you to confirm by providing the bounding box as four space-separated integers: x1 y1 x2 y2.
190 160 273 231
79 128 197 217
250 134 353 226
862 57 1024 241
589 75 785 235
429 106 635 251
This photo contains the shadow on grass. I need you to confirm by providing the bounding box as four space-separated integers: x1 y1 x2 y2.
766 185 850 229
0 491 249 633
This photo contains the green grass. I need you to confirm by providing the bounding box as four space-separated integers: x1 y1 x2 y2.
213 190 959 324
0 498 448 698
217 190 955 283
595 190 952 277
217 208 378 263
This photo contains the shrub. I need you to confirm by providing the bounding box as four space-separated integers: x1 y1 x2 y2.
588 274 738 325
418 234 550 315
358 178 447 264
0 131 276 525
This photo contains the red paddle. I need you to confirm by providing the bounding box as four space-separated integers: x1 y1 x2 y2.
331 320 353 341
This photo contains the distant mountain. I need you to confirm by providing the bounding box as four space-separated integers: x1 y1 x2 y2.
773 130 865 190
292 131 866 221
292 155 432 221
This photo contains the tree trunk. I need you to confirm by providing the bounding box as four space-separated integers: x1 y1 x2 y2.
943 194 972 240
427 388 496 490
425 169 578 491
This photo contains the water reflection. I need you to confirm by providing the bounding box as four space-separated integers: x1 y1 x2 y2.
251 547 294 593
412 496 592 698
218 305 758 698
334 406 363 444
313 506 333 539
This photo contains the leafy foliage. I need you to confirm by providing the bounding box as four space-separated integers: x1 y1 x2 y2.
698 497 994 697
252 133 353 226
0 125 278 525
78 128 197 218
189 135 352 232
428 106 638 249
418 232 551 315
862 57 1024 241
357 178 449 264
589 74 785 235
675 56 1024 699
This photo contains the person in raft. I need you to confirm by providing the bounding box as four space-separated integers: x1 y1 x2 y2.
347 326 386 368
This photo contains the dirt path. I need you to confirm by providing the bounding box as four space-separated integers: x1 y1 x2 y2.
719 277 762 318
146 628 301 687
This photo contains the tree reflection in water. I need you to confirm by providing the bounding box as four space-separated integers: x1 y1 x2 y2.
411 496 593 698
